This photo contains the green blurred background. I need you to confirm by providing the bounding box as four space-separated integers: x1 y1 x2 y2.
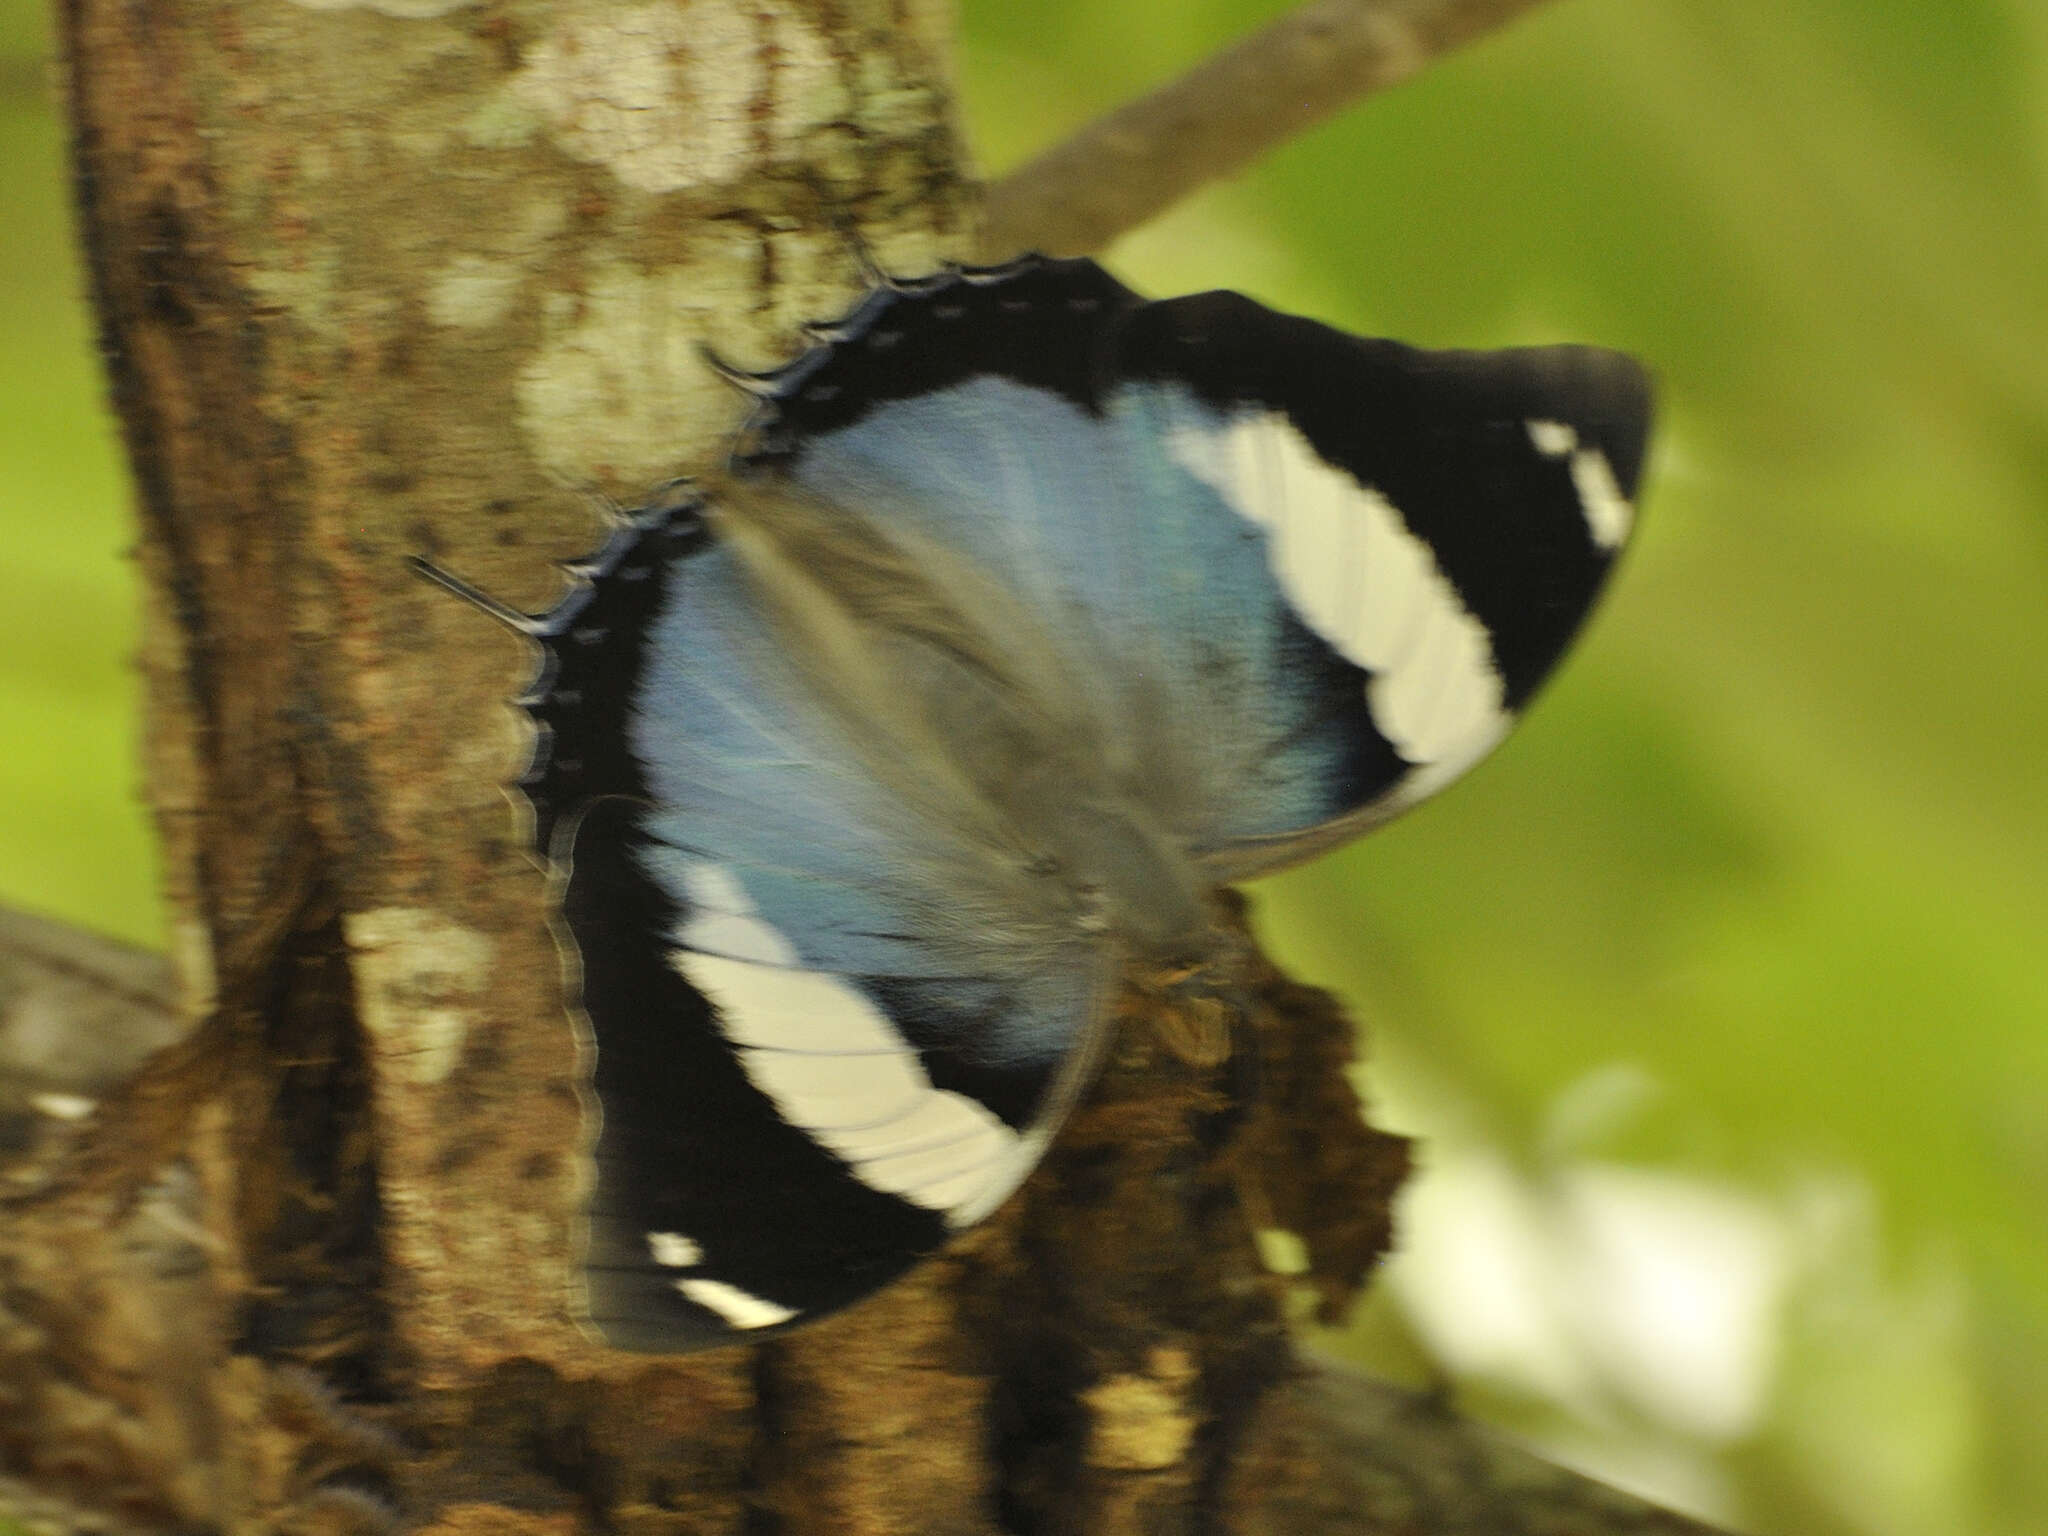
3 1 2043 1531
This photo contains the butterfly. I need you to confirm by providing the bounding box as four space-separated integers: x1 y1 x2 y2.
415 255 1652 1352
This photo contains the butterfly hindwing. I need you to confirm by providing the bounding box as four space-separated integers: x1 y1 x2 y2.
563 798 954 1347
539 502 1104 1349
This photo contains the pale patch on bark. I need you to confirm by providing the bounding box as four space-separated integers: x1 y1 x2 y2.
169 918 218 1020
345 908 496 1086
458 91 544 151
426 254 530 330
425 202 570 331
245 243 347 343
516 259 745 483
1255 1227 1312 1276
1083 1346 1202 1471
510 1 844 194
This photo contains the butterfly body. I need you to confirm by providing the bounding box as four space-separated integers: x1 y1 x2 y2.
419 255 1651 1352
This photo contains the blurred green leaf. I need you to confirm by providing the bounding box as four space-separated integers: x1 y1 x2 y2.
0 70 159 947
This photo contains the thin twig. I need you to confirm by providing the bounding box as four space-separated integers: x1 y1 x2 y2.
977 0 1555 262
1286 1360 1736 1535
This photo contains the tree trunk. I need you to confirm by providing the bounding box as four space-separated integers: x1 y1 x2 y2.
2 2 1725 1532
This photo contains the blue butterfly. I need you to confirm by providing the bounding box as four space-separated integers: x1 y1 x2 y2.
417 256 1651 1352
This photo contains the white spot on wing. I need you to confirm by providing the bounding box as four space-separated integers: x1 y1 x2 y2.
675 944 1028 1222
679 950 906 1058
676 1276 798 1330
677 861 800 965
1569 448 1632 550
1527 419 1633 551
1168 408 1507 768
647 1231 703 1267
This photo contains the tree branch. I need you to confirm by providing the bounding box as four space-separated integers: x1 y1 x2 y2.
0 906 178 1172
978 0 1555 262
1237 1363 1731 1535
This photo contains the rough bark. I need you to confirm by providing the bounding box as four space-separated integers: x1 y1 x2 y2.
3 1 1729 1532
